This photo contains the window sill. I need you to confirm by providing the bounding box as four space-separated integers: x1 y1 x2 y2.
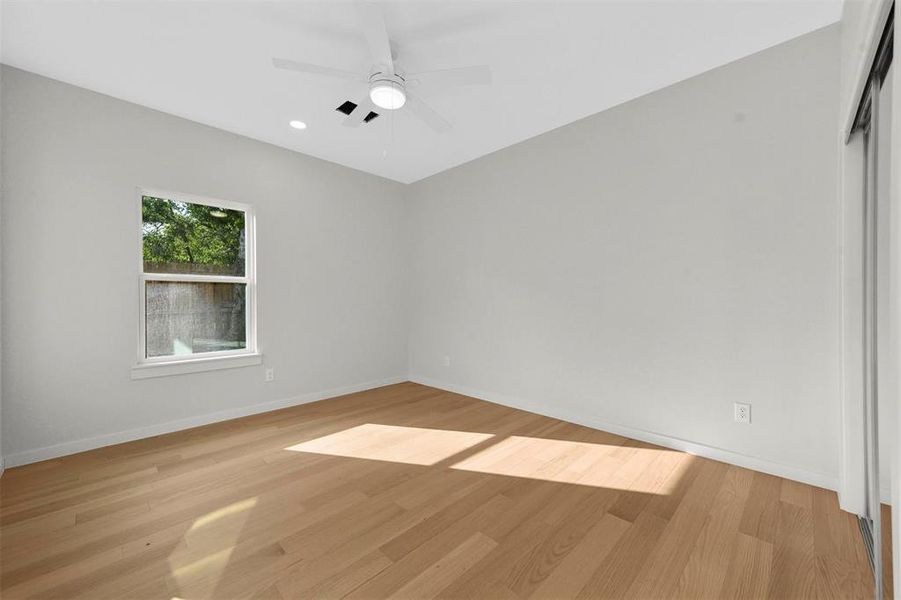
131 352 262 379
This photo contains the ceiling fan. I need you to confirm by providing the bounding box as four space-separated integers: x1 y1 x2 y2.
272 2 492 134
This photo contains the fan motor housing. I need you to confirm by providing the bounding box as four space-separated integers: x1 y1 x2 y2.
369 71 405 89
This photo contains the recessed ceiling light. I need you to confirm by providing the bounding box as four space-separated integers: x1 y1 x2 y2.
210 209 228 218
289 120 307 130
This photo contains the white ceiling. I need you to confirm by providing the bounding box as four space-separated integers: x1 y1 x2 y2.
2 1 841 184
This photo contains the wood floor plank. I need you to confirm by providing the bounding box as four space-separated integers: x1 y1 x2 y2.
674 465 754 599
811 486 874 599
300 550 393 600
388 531 498 599
780 476 813 510
882 504 894 599
503 485 618 597
738 471 783 543
433 487 574 598
526 513 631 599
377 477 512 563
605 447 688 523
767 500 816 599
0 382 880 600
346 494 511 599
719 532 774 599
624 459 729 599
575 509 669 599
274 476 492 598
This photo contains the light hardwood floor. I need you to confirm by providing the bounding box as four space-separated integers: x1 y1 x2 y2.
0 382 888 599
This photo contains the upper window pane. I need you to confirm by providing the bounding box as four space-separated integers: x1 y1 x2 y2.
142 196 246 276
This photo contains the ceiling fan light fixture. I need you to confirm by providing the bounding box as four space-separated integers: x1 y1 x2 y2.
370 80 406 110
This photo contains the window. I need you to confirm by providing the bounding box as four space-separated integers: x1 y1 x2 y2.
133 190 258 378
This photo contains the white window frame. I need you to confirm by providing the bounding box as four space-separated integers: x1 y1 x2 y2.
132 188 260 379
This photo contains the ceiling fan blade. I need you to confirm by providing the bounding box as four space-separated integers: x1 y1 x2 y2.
407 65 492 89
357 2 394 74
272 57 364 82
343 96 377 127
406 92 452 134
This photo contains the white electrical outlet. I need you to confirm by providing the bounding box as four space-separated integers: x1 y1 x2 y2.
265 368 275 382
442 355 451 367
734 402 751 424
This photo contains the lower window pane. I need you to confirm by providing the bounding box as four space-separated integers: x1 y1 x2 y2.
145 282 247 358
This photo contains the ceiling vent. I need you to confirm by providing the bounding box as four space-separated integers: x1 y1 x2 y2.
336 101 379 124
336 100 357 115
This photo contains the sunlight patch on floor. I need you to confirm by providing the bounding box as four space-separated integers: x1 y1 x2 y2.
283 424 683 494
168 497 259 596
189 497 257 531
170 546 234 580
284 423 494 465
450 435 680 493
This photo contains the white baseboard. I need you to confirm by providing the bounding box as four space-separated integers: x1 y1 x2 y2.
4 376 407 468
409 374 841 492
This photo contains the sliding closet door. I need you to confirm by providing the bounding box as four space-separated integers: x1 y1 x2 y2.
861 60 894 600
877 64 893 494
844 7 894 598
875 62 894 599
862 76 883 599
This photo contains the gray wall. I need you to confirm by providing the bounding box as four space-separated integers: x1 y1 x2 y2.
1 66 409 463
407 26 842 486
